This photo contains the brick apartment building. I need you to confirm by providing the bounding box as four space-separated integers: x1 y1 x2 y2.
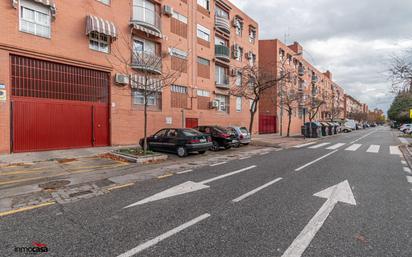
258 39 347 135
0 0 258 153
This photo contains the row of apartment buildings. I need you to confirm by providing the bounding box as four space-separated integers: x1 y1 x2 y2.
0 0 367 154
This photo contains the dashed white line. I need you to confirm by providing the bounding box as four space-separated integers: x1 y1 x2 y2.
177 169 193 175
201 165 257 184
309 143 331 149
294 142 317 148
239 156 251 160
232 178 283 203
366 145 380 153
390 146 402 156
210 162 227 167
401 160 407 165
406 176 412 183
345 144 362 151
326 143 345 150
295 150 339 172
403 167 412 174
116 213 211 257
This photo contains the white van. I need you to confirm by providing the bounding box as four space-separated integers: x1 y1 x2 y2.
344 119 357 130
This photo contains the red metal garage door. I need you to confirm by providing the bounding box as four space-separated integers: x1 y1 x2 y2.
259 115 277 134
185 118 199 129
10 55 110 152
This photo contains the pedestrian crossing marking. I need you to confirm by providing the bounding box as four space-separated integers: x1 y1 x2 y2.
345 144 362 151
389 146 402 156
309 143 330 149
366 145 380 153
294 142 317 148
326 143 345 150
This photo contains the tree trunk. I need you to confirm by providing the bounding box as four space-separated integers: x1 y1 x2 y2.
143 103 148 155
287 110 292 137
249 109 256 137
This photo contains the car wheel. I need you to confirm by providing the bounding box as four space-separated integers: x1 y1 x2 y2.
224 145 232 150
211 141 220 151
198 151 206 154
177 146 188 157
234 142 241 148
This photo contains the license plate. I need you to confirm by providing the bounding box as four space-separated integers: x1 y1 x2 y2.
200 139 206 143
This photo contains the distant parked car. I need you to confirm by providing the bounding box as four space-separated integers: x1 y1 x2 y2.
194 126 239 151
227 126 251 147
344 119 357 131
400 124 412 133
139 128 212 157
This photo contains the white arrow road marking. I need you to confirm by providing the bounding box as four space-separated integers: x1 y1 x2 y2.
281 180 356 257
390 146 402 156
232 178 283 203
116 213 210 257
295 150 339 171
366 145 380 153
294 142 317 148
345 144 362 151
124 165 256 208
309 143 330 149
326 143 345 150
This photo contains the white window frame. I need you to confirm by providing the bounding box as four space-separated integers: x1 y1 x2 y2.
19 0 51 38
215 5 228 19
98 0 111 5
171 85 188 94
236 46 243 61
236 97 242 112
197 89 210 97
215 65 227 85
235 70 243 87
197 0 210 10
197 57 210 66
234 18 243 36
197 24 210 42
132 0 156 26
89 32 110 53
132 90 157 106
216 94 229 112
172 10 188 24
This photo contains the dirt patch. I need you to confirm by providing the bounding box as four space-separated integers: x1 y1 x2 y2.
39 180 71 191
99 153 129 163
57 158 77 164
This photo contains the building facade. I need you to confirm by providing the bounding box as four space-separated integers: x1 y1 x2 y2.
258 39 340 135
0 0 258 153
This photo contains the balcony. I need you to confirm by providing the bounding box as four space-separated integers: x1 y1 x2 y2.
215 15 230 34
131 52 162 75
215 75 230 89
131 5 162 37
215 45 230 62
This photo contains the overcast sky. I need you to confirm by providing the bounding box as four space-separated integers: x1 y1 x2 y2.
230 0 412 113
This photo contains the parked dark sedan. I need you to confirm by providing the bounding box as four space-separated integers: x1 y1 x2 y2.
194 126 239 151
139 128 212 157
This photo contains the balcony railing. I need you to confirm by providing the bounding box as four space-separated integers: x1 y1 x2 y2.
131 5 161 34
215 45 230 62
131 52 162 75
215 15 230 34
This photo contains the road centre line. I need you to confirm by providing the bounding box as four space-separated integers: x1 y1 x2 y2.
177 169 193 175
210 162 227 167
116 213 210 257
350 130 376 144
295 150 339 172
201 165 256 184
232 178 283 203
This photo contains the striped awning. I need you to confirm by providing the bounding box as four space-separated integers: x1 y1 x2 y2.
86 15 117 38
131 24 162 39
130 75 163 91
12 0 56 16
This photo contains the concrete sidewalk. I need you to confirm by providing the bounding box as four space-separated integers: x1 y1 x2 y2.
251 133 319 148
0 145 136 166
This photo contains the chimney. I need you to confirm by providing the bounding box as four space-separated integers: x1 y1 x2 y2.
287 41 303 55
323 70 332 80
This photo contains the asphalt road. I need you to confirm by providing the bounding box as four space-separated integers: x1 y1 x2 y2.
1 127 411 257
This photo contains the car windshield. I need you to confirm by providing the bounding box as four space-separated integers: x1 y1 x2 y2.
215 126 228 133
240 127 249 134
181 129 202 137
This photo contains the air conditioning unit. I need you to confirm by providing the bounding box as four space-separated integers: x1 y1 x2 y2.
210 100 220 109
163 5 173 16
115 74 130 85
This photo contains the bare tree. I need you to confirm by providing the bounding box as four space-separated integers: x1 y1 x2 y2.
230 62 288 134
328 86 343 122
389 51 412 93
107 32 183 154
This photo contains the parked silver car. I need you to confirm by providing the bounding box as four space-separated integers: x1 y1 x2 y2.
227 126 251 147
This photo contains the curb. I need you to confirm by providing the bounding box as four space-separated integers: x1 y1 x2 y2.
399 145 412 168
